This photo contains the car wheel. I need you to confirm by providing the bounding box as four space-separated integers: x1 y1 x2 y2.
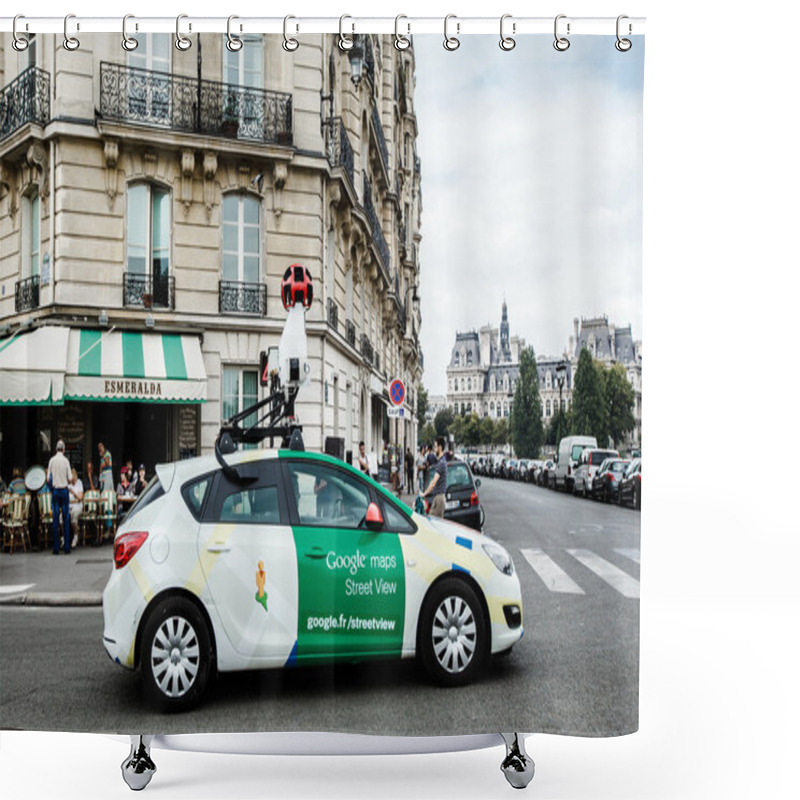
604 486 610 503
633 485 640 510
479 505 486 530
141 596 213 712
419 578 487 687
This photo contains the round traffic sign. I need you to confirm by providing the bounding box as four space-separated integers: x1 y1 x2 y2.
389 378 405 407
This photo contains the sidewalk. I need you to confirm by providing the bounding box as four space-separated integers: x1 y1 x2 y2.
1 492 422 608
0 542 114 607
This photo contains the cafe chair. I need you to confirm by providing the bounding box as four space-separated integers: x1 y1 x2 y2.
38 491 53 551
82 490 101 546
99 490 117 541
2 494 31 554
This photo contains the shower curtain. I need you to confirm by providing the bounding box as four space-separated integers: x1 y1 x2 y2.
0 25 643 743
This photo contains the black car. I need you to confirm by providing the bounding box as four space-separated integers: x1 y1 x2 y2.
618 458 641 509
443 459 484 531
591 458 630 502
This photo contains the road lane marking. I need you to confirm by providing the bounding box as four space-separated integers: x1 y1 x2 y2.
615 548 640 564
0 584 35 595
566 549 640 598
520 549 585 595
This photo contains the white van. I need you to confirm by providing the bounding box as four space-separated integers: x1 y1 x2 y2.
554 435 598 492
572 447 620 498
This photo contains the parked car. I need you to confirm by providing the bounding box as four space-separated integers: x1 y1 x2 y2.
103 446 522 710
618 458 641 509
554 436 598 492
504 459 519 480
443 458 484 531
572 448 620 498
591 458 630 502
537 460 555 486
516 460 530 482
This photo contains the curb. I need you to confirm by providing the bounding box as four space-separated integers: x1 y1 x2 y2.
0 592 103 607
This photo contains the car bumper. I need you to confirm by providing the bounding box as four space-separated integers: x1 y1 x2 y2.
102 564 148 669
444 506 482 531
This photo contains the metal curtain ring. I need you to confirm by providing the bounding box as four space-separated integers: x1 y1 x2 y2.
615 15 632 51
394 15 410 51
175 14 192 51
499 14 516 51
226 15 243 52
122 14 139 52
443 14 460 51
283 15 299 52
64 14 80 51
12 15 29 52
338 14 354 51
553 14 570 51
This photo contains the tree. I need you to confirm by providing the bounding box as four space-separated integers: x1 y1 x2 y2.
493 417 510 448
545 406 569 447
434 407 454 436
510 347 544 458
605 363 636 448
570 348 608 445
419 421 437 447
462 412 482 449
416 385 429 428
479 415 495 449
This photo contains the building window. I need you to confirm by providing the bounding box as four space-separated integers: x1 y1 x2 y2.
460 378 465 392
222 193 261 285
467 377 471 391
128 34 171 123
545 400 551 417
490 376 496 392
222 367 259 447
503 374 509 392
467 351 473 365
22 191 40 278
126 183 172 307
454 352 460 366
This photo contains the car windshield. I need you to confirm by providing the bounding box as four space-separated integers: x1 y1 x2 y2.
446 463 473 490
590 451 617 465
610 461 629 473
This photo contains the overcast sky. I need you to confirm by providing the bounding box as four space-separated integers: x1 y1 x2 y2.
412 35 644 395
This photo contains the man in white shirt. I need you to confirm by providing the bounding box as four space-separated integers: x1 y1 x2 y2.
47 440 72 555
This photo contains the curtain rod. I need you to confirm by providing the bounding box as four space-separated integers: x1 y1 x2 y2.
1 16 646 36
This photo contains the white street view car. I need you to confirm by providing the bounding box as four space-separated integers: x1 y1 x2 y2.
102 448 524 710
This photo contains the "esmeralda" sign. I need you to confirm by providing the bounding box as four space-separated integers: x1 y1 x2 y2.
104 379 164 397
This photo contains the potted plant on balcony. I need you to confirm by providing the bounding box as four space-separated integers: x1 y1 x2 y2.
221 94 239 138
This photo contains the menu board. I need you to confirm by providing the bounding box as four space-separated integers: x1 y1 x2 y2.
58 405 86 477
178 405 198 460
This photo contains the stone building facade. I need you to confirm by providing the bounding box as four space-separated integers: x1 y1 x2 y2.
0 31 422 478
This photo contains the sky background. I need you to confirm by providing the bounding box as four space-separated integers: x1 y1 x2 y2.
412 35 644 395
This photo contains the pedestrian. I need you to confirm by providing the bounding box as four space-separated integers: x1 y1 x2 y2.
98 441 114 492
47 440 71 554
8 467 26 496
116 468 136 521
416 447 427 493
357 441 371 476
68 468 84 548
85 460 98 491
421 435 448 518
133 464 148 497
405 447 414 496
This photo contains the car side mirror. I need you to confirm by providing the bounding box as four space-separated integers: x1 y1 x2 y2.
475 478 481 488
365 502 384 532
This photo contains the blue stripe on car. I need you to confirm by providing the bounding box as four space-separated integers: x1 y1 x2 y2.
455 536 472 550
452 564 469 574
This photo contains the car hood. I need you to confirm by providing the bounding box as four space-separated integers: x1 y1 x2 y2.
413 513 492 547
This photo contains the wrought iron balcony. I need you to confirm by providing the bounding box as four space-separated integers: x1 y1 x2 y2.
371 104 390 177
99 62 293 146
123 271 175 310
219 280 267 316
361 173 391 273
15 276 40 313
360 333 374 366
397 300 407 335
327 297 339 331
326 117 355 190
346 320 357 348
1 67 50 140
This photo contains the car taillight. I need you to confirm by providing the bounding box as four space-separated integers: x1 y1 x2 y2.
470 491 479 506
114 531 149 569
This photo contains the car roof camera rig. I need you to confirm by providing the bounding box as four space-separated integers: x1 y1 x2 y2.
215 264 313 483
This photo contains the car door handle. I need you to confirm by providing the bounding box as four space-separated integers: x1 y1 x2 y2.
304 547 327 559
206 544 231 553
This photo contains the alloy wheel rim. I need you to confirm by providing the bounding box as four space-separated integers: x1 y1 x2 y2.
431 596 477 674
151 616 200 698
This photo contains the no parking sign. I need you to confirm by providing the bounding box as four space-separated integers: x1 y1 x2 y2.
389 378 405 407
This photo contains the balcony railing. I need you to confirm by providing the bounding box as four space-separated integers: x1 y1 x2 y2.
362 173 391 273
326 117 355 190
1 67 50 140
360 333 374 366
346 320 356 348
123 271 175 310
99 62 293 146
371 104 390 177
15 276 40 313
327 297 339 331
219 280 266 316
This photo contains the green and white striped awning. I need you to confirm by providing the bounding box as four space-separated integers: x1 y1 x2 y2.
65 329 207 403
0 327 206 405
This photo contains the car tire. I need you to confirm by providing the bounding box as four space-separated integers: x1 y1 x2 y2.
141 596 213 712
419 577 487 688
633 485 640 510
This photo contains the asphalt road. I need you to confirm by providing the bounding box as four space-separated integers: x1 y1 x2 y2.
0 478 639 737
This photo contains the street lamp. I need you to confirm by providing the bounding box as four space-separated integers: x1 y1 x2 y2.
347 35 364 88
555 361 567 445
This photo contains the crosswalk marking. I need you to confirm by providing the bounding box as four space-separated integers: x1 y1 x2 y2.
520 549 585 595
615 548 640 565
566 549 640 598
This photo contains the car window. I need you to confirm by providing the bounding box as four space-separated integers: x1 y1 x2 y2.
287 462 371 529
446 463 473 490
182 473 214 520
610 461 629 473
590 451 615 465
220 485 280 524
571 445 586 461
382 499 416 534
